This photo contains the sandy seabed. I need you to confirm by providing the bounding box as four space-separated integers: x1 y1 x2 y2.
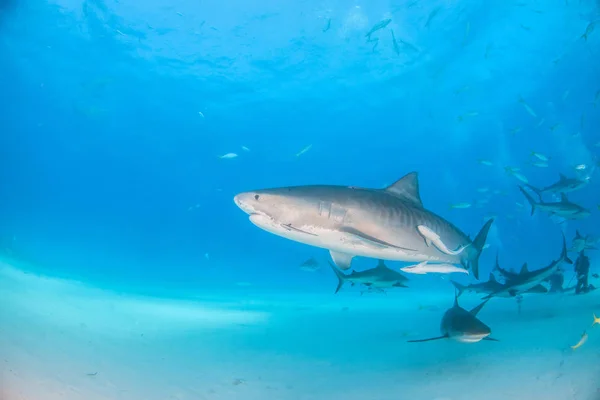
1 260 600 400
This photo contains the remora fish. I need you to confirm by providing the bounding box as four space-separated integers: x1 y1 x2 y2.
407 296 498 343
483 235 573 299
453 255 548 298
234 172 494 279
519 187 591 220
328 260 408 294
401 261 468 275
525 174 588 196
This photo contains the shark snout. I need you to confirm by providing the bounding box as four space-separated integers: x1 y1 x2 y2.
233 192 258 215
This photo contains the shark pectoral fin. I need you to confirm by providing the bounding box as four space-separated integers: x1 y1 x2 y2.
483 337 499 342
407 334 448 343
330 251 354 270
340 227 417 251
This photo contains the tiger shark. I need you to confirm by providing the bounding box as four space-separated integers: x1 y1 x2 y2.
407 296 497 343
234 172 494 279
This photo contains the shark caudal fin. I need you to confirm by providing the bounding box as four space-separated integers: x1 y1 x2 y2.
451 281 467 297
560 234 574 265
519 186 539 216
524 183 543 201
328 261 347 294
466 219 494 280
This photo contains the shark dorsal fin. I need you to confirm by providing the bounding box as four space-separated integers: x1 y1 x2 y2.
575 230 582 239
520 263 528 274
488 273 497 283
494 252 500 270
453 291 459 308
559 173 567 181
560 193 569 203
470 299 489 316
384 172 423 207
376 259 386 269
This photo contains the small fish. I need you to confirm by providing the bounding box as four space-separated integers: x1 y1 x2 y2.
575 164 587 171
518 96 537 117
536 118 545 128
512 173 529 184
592 313 600 327
241 146 251 152
571 331 588 350
532 161 549 168
531 151 549 161
549 123 561 133
322 18 331 32
204 253 210 260
504 166 520 173
520 24 531 31
198 111 205 118
296 144 313 157
462 21 470 46
390 30 400 55
219 153 238 159
454 85 470 95
478 159 494 166
482 244 491 250
450 202 472 209
457 111 479 121
365 19 392 38
581 21 595 41
399 37 419 52
515 202 524 208
424 6 441 28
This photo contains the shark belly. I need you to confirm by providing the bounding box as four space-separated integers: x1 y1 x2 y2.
249 214 460 263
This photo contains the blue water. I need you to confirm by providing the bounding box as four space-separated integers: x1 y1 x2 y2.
1 0 600 399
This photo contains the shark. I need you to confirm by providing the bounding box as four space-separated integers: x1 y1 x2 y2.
234 172 494 279
525 174 589 197
454 254 548 298
407 296 497 343
328 260 409 294
483 235 573 299
519 186 591 220
571 230 599 252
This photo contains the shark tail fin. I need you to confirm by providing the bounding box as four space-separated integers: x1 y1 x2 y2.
467 219 494 280
519 186 538 216
328 261 346 294
451 281 466 297
561 234 574 264
524 183 543 201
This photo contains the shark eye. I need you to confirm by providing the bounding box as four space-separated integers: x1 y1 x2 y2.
254 194 260 200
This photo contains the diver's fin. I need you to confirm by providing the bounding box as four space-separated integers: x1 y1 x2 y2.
327 261 347 294
407 335 448 343
329 251 354 271
340 227 417 252
560 234 574 264
384 172 423 207
483 337 499 342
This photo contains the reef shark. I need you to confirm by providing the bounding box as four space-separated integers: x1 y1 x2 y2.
519 186 590 220
525 174 588 196
407 296 497 343
483 235 573 299
328 260 408 294
234 172 494 279
454 254 548 298
571 230 599 252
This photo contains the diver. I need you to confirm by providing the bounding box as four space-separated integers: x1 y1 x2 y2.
547 269 565 293
575 251 591 294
